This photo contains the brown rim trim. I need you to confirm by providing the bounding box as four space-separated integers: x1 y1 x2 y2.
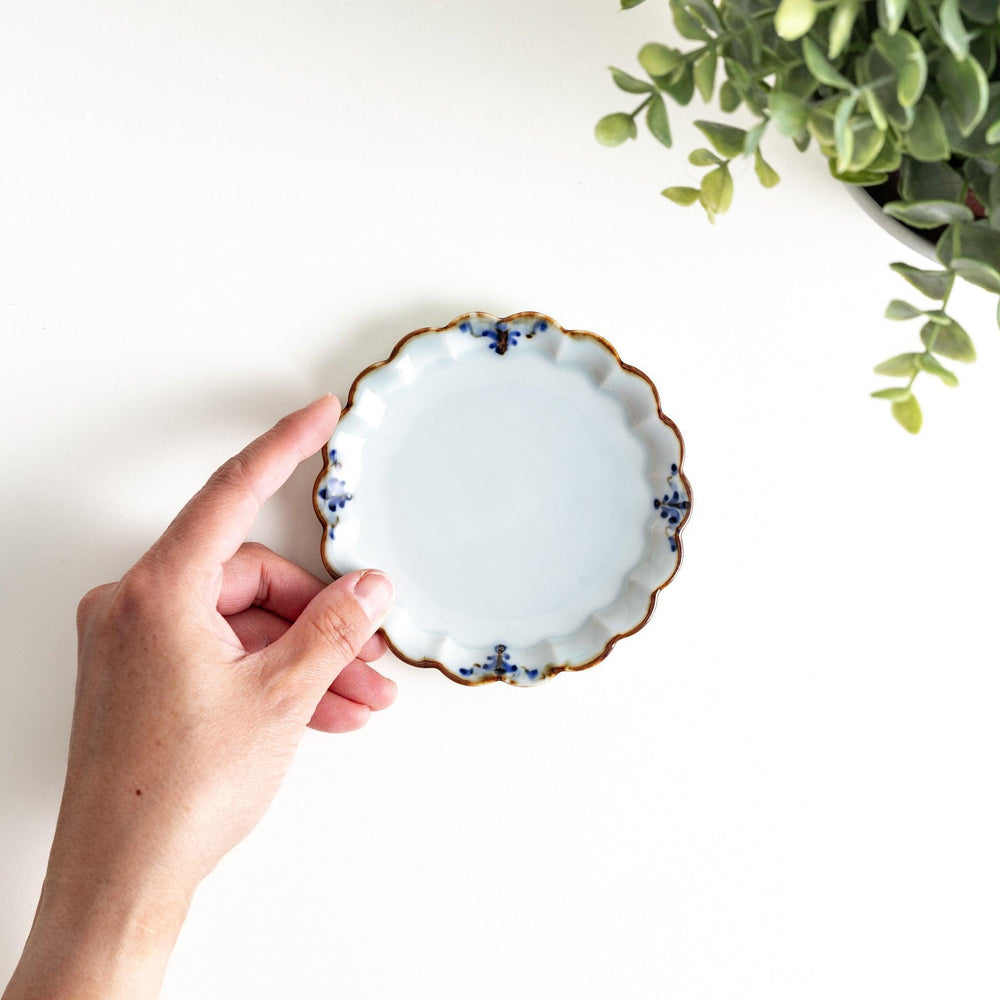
312 311 692 688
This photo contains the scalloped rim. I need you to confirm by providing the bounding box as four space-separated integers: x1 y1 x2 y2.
313 311 692 687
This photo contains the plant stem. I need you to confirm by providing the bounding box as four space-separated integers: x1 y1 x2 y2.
630 95 654 118
907 270 957 390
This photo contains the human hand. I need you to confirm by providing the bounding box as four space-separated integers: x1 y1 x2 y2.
3 395 395 1000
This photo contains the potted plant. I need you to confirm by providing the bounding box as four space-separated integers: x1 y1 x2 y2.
597 0 1000 432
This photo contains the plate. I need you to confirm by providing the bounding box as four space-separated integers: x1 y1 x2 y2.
313 311 690 686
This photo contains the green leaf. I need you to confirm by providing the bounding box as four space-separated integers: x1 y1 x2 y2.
891 394 922 433
781 66 820 104
774 0 817 39
979 162 1000 207
849 118 885 171
621 0 648 7
900 159 964 202
873 29 927 107
657 65 695 105
920 319 976 361
938 52 989 137
939 81 1000 156
671 0 712 40
890 262 952 299
882 200 975 227
687 0 722 33
829 0 859 57
808 108 836 149
829 165 889 185
923 309 952 325
694 120 747 158
719 80 740 113
874 352 922 375
938 221 1000 272
834 95 858 173
864 56 913 134
871 387 914 400
724 58 752 92
878 0 909 33
802 36 853 89
885 299 924 319
754 149 780 187
962 157 1000 215
960 0 1000 21
866 134 902 172
595 113 638 146
610 67 654 94
906 98 951 161
646 94 672 147
743 121 767 154
985 118 1000 145
769 91 809 139
639 44 683 78
939 0 971 60
969 31 996 74
694 50 717 103
699 165 734 219
723 6 761 64
864 89 890 133
689 147 724 166
917 354 959 386
662 185 701 206
950 255 1000 293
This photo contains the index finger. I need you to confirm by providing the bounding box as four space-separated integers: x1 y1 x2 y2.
149 395 340 581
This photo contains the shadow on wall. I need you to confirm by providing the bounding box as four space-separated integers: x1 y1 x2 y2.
0 298 469 976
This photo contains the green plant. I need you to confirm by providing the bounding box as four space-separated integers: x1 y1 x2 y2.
597 0 1000 432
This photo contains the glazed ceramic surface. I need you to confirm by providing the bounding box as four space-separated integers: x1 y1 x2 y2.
314 312 690 686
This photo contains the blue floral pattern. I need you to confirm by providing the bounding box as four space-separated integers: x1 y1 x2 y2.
654 463 689 553
458 316 549 355
318 451 352 540
458 644 542 683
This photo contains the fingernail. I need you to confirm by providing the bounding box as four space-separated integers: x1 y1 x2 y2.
307 393 337 409
353 571 393 621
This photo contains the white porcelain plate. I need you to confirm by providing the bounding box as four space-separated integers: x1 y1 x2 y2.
314 312 690 686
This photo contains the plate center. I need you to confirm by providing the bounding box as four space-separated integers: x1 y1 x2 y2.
355 351 650 646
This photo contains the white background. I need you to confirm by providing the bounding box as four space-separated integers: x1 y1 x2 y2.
2 1 998 997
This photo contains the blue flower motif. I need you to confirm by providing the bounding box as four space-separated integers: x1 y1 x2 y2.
653 464 689 553
457 644 541 683
318 475 352 540
464 317 549 356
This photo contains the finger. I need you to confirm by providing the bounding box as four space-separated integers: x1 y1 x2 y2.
357 632 388 662
226 607 291 654
149 395 340 581
218 542 326 619
258 570 394 702
308 692 372 734
328 659 397 711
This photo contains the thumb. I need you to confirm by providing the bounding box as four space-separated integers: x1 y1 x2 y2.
260 569 394 700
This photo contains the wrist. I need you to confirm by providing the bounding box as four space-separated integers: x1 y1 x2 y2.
3 864 193 1000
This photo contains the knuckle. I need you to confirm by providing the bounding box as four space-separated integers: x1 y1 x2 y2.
212 450 265 505
212 452 250 492
75 583 114 628
306 603 368 664
110 565 159 619
237 540 270 560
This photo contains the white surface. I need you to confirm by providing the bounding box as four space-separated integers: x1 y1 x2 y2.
319 313 685 683
1 1 998 997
